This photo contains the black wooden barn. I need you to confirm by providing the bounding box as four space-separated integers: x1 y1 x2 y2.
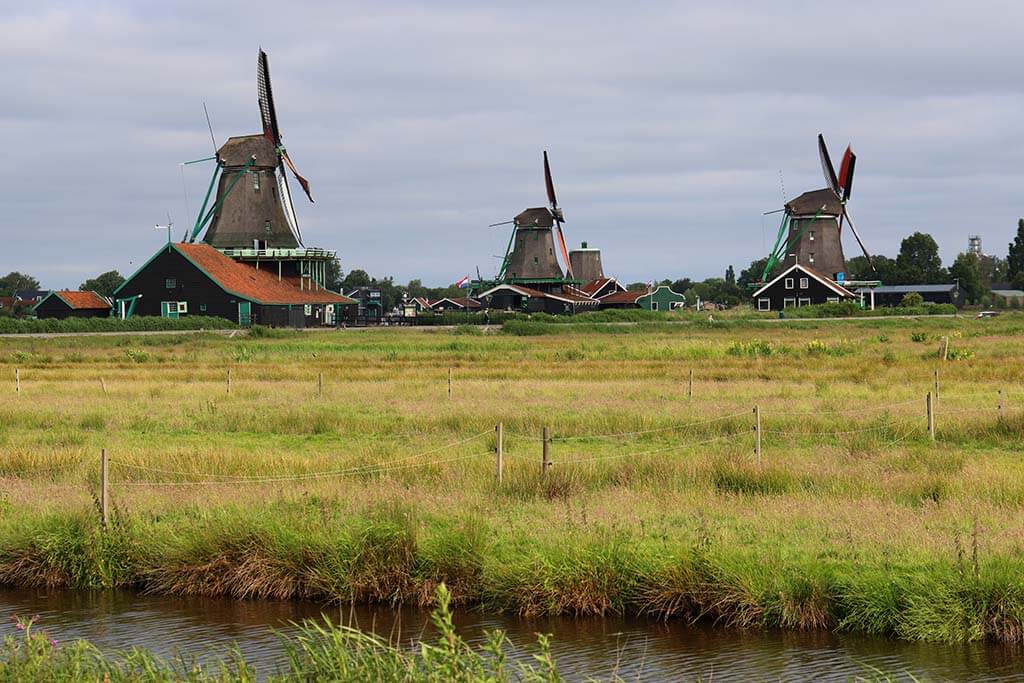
113 243 354 327
478 283 599 314
33 291 111 319
751 264 854 312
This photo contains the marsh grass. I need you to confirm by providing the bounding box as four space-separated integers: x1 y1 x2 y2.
0 316 1023 643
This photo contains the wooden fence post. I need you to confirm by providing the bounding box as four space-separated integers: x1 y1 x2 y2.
101 378 107 395
999 389 1005 419
688 369 693 400
318 372 323 396
933 369 939 405
101 448 110 530
227 368 232 394
495 423 504 485
941 337 949 362
542 426 551 475
15 368 19 394
927 392 935 442
754 405 761 464
448 367 453 400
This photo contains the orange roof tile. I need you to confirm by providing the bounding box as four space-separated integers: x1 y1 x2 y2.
174 243 355 305
56 291 110 310
598 290 642 305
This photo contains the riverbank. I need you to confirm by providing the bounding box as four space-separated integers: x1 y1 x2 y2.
0 317 1022 645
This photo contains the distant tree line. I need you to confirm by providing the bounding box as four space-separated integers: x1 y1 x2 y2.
8 221 1024 316
326 258 464 311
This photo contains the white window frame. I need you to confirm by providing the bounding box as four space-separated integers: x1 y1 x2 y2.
651 301 659 311
783 298 797 308
799 277 809 289
784 278 795 289
809 230 815 241
177 301 188 314
809 253 815 264
798 297 811 307
304 304 313 316
757 298 770 311
826 297 840 303
670 301 685 310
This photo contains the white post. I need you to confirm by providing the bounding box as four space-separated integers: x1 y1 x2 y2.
870 289 875 311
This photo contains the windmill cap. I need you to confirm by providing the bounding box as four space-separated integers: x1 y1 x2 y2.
514 207 555 227
785 188 843 216
218 134 279 167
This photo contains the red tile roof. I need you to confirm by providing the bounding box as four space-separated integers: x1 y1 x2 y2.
55 291 110 310
598 290 643 305
174 243 355 305
581 277 613 295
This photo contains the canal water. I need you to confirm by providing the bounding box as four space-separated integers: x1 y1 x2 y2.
0 588 1019 681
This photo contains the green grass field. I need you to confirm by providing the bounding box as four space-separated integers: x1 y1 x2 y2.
0 314 1022 644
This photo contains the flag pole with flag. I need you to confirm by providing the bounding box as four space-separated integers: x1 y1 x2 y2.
455 276 471 289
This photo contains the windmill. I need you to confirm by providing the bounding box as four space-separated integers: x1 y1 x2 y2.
487 151 577 290
188 49 314 251
183 50 335 291
761 133 874 282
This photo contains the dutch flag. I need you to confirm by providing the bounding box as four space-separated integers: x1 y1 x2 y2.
455 276 471 289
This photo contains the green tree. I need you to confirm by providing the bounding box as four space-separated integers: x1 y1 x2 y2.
324 257 343 292
949 252 985 304
0 272 40 296
1008 218 1024 281
846 254 899 283
340 269 372 292
725 265 735 285
895 232 945 284
685 278 744 307
738 258 772 288
79 270 124 297
671 278 693 294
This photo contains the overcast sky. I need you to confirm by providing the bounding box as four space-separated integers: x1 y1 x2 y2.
3 1 1023 288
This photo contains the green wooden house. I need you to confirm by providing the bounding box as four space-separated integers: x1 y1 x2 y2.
635 285 686 312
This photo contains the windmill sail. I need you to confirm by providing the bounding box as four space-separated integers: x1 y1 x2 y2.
257 50 280 145
277 161 303 246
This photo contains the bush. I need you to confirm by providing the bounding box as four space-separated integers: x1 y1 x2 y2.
901 292 925 307
0 316 236 335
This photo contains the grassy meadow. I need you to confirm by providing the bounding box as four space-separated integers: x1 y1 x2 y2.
0 314 1023 644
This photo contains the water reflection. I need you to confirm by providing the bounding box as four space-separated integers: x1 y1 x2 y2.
0 589 1018 681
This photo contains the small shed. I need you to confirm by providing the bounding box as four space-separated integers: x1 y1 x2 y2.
992 289 1024 306
431 297 482 312
853 283 963 308
33 291 111 319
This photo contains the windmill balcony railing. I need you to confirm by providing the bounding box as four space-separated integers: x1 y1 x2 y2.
219 248 337 260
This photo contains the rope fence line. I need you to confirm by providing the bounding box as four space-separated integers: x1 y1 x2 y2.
113 450 495 487
554 431 753 465
109 430 493 484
